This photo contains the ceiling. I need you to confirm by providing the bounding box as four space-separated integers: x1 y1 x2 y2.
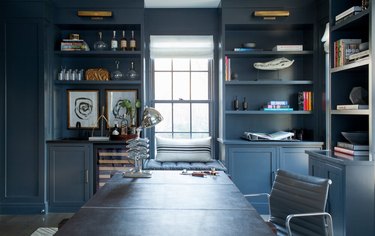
144 0 221 8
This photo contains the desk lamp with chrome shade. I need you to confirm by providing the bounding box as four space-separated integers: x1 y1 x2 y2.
123 106 163 178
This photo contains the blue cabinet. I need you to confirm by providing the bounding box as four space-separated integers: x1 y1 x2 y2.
308 150 375 236
228 147 277 213
221 141 322 214
48 143 93 212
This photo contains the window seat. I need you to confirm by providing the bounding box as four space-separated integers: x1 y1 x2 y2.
143 159 227 172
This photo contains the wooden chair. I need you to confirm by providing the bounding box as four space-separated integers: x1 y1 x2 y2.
245 169 333 236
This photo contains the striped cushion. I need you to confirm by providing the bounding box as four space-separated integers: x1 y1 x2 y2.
155 136 212 162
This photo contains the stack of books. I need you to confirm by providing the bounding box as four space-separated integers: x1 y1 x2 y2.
333 141 369 160
262 100 293 111
333 39 361 67
272 45 303 52
335 6 362 24
298 91 312 111
60 39 89 51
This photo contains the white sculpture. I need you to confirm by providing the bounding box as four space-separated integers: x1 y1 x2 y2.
253 57 294 70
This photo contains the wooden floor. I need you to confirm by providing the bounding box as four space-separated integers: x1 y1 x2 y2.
0 213 73 236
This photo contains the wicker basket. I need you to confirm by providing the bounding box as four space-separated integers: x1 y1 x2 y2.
85 68 110 81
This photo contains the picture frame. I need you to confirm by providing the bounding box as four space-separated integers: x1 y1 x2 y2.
106 89 138 128
67 90 99 128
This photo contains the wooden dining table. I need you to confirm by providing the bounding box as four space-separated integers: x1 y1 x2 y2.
55 171 275 236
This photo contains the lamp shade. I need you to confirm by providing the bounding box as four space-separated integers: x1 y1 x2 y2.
141 107 163 128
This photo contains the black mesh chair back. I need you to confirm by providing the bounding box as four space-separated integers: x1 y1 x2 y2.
269 169 332 236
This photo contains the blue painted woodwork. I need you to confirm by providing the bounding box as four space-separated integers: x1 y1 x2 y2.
220 140 323 214
308 150 375 236
0 1 51 214
48 143 92 213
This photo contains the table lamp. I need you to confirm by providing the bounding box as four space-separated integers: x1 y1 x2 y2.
123 106 163 178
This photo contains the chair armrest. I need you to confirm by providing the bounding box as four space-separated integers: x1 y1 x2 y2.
243 193 270 198
286 212 334 236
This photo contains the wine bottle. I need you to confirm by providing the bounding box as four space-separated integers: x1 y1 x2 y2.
120 30 127 51
129 30 136 51
111 30 118 51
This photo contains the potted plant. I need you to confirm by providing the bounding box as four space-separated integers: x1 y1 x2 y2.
119 99 141 134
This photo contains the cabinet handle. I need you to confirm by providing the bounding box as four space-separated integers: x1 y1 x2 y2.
85 169 89 184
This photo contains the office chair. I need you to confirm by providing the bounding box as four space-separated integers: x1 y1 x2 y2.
245 169 333 236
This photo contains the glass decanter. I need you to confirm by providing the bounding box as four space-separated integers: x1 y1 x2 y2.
126 61 138 80
111 60 124 80
93 32 108 51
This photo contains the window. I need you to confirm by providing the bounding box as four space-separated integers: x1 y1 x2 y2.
150 35 214 139
152 58 212 139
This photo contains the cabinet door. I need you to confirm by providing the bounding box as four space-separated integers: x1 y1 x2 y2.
279 147 320 175
48 144 92 212
325 163 344 236
228 147 276 214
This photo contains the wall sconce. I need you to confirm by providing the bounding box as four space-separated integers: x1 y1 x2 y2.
77 11 113 20
254 10 290 20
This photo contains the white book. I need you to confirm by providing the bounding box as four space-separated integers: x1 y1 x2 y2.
272 45 303 51
348 49 370 60
336 104 369 110
335 6 362 21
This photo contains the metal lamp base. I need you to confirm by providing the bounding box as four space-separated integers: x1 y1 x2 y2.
123 170 152 178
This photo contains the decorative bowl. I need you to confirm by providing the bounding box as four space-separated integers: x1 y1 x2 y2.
341 131 369 145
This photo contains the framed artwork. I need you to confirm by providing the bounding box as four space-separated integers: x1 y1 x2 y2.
106 89 138 128
67 90 99 128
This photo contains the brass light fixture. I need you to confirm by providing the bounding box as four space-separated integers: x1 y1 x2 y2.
77 11 113 20
254 10 290 20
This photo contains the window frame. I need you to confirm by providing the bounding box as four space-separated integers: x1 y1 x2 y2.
151 58 214 139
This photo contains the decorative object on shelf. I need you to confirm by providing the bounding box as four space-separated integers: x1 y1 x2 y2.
93 32 108 51
85 68 110 81
120 30 127 51
77 10 112 20
61 38 89 51
126 61 138 80
253 57 294 70
119 98 142 134
362 0 369 10
242 97 248 111
341 131 369 145
129 30 136 51
231 72 238 80
253 10 290 20
110 30 118 51
106 89 138 128
242 131 294 141
123 107 163 178
233 96 239 110
335 6 362 24
349 86 368 105
67 90 99 128
242 42 256 48
89 106 110 141
58 67 84 81
110 61 124 80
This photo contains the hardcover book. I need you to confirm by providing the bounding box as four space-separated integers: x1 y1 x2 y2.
336 104 369 110
334 146 369 156
335 6 362 22
337 141 369 150
272 45 303 51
